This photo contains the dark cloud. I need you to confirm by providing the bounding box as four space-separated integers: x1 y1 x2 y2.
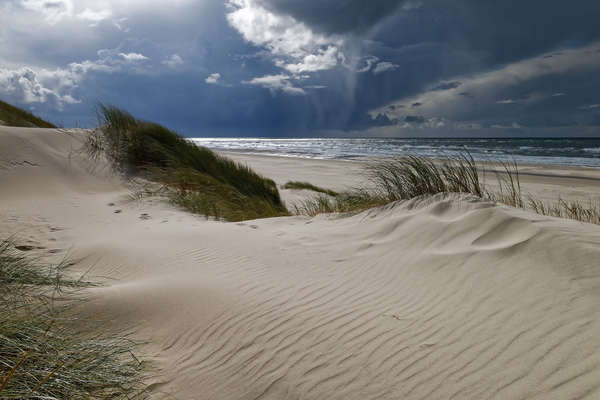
374 0 600 66
404 115 425 123
2 0 599 137
432 81 461 91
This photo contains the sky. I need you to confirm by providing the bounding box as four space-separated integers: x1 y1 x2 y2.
1 0 600 137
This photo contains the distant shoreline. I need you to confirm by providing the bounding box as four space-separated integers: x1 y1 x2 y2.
193 137 600 169
216 149 600 174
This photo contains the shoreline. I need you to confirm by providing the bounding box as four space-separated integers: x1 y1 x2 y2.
218 149 600 173
192 135 600 169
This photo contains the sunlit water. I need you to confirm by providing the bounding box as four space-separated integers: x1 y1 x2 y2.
191 137 600 168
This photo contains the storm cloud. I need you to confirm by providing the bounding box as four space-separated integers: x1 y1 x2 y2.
0 0 598 136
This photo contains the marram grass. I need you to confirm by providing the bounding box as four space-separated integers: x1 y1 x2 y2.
283 181 339 197
0 240 147 399
292 189 387 216
292 153 484 217
87 104 288 221
0 99 56 128
365 152 483 200
528 197 600 225
292 152 600 226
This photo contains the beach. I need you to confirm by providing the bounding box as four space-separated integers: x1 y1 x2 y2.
223 152 600 205
3 126 600 399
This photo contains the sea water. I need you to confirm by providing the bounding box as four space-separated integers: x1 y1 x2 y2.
191 137 600 168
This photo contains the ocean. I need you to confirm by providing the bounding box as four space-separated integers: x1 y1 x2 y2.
191 137 600 168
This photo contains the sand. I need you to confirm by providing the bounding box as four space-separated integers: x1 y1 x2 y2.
224 152 600 205
2 126 600 399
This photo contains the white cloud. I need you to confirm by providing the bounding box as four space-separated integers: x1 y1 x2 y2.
162 54 183 68
372 61 399 75
226 0 343 75
21 0 74 24
205 73 221 84
243 74 305 95
0 47 149 109
119 52 148 62
279 45 340 74
357 56 379 73
371 42 600 125
20 0 115 28
356 57 400 75
0 67 80 109
112 17 129 32
76 8 112 25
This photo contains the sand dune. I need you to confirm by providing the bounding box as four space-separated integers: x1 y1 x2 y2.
2 127 600 399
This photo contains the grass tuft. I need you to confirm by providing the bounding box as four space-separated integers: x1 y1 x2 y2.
0 100 56 128
88 104 288 221
528 197 600 225
282 181 339 197
292 151 600 226
487 159 524 208
292 189 387 216
365 152 483 201
0 240 147 399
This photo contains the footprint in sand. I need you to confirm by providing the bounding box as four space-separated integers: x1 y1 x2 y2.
114 209 122 214
140 213 151 220
15 245 45 252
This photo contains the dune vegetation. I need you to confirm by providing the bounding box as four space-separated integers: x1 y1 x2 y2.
365 153 484 200
0 100 56 129
0 240 146 398
292 189 387 216
292 153 485 216
283 181 339 197
293 153 600 225
527 196 600 225
88 105 289 221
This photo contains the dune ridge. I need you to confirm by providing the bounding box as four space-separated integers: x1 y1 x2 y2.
2 126 600 399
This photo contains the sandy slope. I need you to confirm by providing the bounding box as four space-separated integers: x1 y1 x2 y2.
2 126 600 399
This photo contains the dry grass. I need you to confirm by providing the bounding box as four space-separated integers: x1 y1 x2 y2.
0 240 147 399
